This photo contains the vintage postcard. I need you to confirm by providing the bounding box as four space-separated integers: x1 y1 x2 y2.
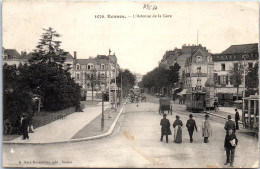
2 0 259 168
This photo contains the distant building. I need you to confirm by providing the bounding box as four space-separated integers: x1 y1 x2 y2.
2 48 27 66
184 48 214 88
212 43 259 97
74 54 119 91
134 73 143 84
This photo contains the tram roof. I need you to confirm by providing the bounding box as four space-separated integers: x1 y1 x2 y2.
242 95 259 100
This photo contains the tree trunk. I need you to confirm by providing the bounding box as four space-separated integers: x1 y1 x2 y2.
236 87 239 100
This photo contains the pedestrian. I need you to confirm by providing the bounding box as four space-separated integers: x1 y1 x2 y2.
160 113 172 143
28 116 34 133
186 114 198 143
235 109 240 130
214 100 219 112
173 115 183 143
21 113 29 140
225 115 236 134
224 129 238 167
202 114 212 143
4 118 12 135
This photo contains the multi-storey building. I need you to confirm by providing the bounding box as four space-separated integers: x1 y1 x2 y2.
184 48 214 88
212 43 259 97
74 54 119 91
2 48 26 66
2 48 75 74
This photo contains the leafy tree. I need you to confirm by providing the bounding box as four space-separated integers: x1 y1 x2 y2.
229 62 245 100
3 64 33 120
141 62 180 95
246 62 258 96
116 69 136 96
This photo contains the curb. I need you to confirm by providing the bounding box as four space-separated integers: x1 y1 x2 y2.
3 102 126 145
206 112 243 124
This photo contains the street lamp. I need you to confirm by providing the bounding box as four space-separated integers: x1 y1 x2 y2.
101 84 106 131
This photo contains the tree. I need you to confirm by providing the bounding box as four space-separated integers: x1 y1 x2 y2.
246 62 258 96
229 62 245 100
29 27 65 65
3 64 33 120
116 69 136 96
26 27 81 111
140 62 180 95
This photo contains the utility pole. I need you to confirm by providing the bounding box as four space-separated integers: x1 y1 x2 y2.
121 72 123 104
108 49 112 118
115 63 117 109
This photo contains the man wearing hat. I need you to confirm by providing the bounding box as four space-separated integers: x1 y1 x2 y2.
202 114 212 143
235 109 240 130
160 113 172 143
21 113 29 140
186 114 197 143
225 115 236 134
224 128 238 167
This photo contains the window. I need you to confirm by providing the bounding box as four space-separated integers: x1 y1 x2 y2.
234 63 238 71
221 63 225 71
76 64 80 70
197 78 201 86
248 62 253 69
197 67 201 74
220 76 226 85
101 64 105 70
87 65 91 70
76 74 80 80
196 56 202 63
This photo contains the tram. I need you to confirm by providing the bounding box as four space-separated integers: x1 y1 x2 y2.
186 86 218 112
242 94 259 133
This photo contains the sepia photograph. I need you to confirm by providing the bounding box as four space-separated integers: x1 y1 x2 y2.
1 0 259 168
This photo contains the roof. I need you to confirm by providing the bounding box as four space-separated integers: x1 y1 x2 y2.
4 49 21 59
75 58 108 65
62 52 74 60
222 43 258 54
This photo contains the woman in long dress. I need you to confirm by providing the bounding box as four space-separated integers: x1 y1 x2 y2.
173 115 183 143
202 114 212 143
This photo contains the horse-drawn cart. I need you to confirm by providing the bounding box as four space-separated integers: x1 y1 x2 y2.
159 97 172 115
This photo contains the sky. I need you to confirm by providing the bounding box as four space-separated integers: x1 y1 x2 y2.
2 1 259 75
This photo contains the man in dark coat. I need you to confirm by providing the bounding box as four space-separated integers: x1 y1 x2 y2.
21 113 29 140
160 113 171 143
225 115 236 134
235 109 240 130
224 129 238 167
186 114 197 143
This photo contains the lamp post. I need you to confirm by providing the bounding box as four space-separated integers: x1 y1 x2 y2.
101 84 106 131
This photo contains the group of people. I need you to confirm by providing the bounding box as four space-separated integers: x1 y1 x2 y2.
160 113 211 144
3 113 33 140
160 111 239 167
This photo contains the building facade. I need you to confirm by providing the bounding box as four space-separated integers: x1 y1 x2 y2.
74 54 119 91
184 48 214 88
212 43 259 97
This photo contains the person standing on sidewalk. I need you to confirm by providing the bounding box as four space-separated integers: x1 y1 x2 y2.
160 113 171 143
202 114 212 143
21 113 29 140
235 109 240 130
214 100 219 112
186 114 197 143
225 115 236 134
224 129 238 167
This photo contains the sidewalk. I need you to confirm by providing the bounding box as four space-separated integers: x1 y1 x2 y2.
4 103 110 144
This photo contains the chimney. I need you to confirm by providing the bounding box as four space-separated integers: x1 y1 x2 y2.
74 51 77 60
